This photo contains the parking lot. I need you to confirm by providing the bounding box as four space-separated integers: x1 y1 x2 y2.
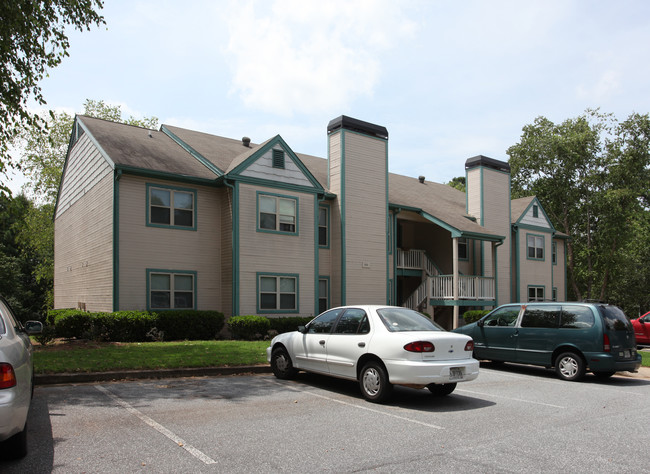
3 364 650 473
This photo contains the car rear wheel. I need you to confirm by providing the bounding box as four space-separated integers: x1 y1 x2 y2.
555 352 585 381
359 361 393 403
270 347 297 380
427 383 457 396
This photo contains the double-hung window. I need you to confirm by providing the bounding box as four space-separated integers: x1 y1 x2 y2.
259 274 298 312
318 206 328 247
148 185 195 229
552 241 557 265
149 270 195 309
527 234 544 260
458 237 468 260
258 193 297 233
528 286 545 302
318 278 329 313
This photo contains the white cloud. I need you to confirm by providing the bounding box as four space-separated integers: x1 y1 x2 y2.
224 0 417 116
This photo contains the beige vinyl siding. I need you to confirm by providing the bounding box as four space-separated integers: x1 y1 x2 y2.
221 187 233 316
341 133 387 305
466 168 481 221
237 183 316 316
328 133 342 307
117 176 221 311
517 230 553 300
520 204 552 229
240 146 312 187
56 133 113 219
54 172 114 311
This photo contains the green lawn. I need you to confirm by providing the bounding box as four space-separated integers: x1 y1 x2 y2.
34 340 269 374
33 340 649 374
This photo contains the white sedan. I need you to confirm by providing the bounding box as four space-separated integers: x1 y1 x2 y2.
266 305 479 402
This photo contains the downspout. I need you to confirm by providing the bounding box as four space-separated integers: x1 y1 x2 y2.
315 193 326 315
453 237 459 329
513 225 520 302
493 239 503 306
224 179 239 316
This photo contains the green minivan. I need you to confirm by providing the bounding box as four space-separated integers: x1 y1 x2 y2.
453 302 642 381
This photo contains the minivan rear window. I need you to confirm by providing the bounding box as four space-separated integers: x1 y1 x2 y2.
599 305 633 331
560 306 595 328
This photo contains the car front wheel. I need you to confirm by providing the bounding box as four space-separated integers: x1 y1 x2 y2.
270 347 297 380
555 352 585 381
427 383 457 396
359 361 393 403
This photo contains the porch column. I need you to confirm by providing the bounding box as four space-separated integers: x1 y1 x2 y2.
453 237 459 329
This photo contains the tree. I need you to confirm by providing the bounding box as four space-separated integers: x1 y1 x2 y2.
507 110 650 316
446 176 466 192
0 1 105 183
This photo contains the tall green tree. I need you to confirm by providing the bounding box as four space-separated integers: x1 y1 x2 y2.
0 1 105 184
507 110 650 315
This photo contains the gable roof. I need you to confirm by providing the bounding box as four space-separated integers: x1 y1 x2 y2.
71 116 506 240
77 116 218 181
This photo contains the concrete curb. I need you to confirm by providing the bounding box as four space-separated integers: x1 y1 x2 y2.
35 365 650 385
35 365 272 385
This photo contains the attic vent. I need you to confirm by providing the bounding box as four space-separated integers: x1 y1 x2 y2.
272 149 285 169
418 176 425 184
242 136 251 147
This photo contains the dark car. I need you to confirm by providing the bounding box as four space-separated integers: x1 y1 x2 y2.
453 302 641 381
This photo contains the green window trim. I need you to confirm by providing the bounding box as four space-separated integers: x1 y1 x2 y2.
256 191 299 235
257 272 299 314
146 269 197 310
146 183 197 231
527 285 545 302
532 204 539 218
318 276 330 314
526 233 545 261
318 205 330 248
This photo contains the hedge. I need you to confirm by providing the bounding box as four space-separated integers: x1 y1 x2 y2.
49 309 225 342
462 309 491 324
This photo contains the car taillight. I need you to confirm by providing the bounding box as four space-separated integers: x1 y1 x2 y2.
404 341 435 352
464 340 474 351
603 334 611 352
0 363 17 389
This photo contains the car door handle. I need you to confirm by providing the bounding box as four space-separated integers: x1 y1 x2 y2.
358 342 366 348
319 340 326 345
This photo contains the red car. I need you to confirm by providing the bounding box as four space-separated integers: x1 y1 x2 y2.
632 311 650 345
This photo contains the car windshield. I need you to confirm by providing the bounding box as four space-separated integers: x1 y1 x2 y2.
376 308 444 332
599 305 633 331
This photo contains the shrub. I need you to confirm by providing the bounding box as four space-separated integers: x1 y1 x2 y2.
153 310 225 341
52 310 93 338
267 316 313 334
228 315 271 340
33 324 57 345
90 311 157 342
463 310 491 324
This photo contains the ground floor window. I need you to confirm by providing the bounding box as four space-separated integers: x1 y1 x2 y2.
148 270 196 309
528 286 545 302
258 274 298 313
318 278 329 314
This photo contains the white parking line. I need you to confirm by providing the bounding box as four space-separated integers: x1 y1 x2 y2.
282 383 445 430
95 385 217 465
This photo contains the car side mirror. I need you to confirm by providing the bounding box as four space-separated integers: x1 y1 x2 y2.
298 325 307 334
24 320 43 335
477 319 484 328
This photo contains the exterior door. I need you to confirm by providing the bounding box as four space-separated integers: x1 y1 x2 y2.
515 305 561 365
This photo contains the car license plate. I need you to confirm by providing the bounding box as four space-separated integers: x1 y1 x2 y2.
450 367 463 381
624 350 630 358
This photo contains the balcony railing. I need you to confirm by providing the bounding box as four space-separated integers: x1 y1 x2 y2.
430 275 495 300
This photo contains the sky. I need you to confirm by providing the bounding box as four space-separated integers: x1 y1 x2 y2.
7 0 650 194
